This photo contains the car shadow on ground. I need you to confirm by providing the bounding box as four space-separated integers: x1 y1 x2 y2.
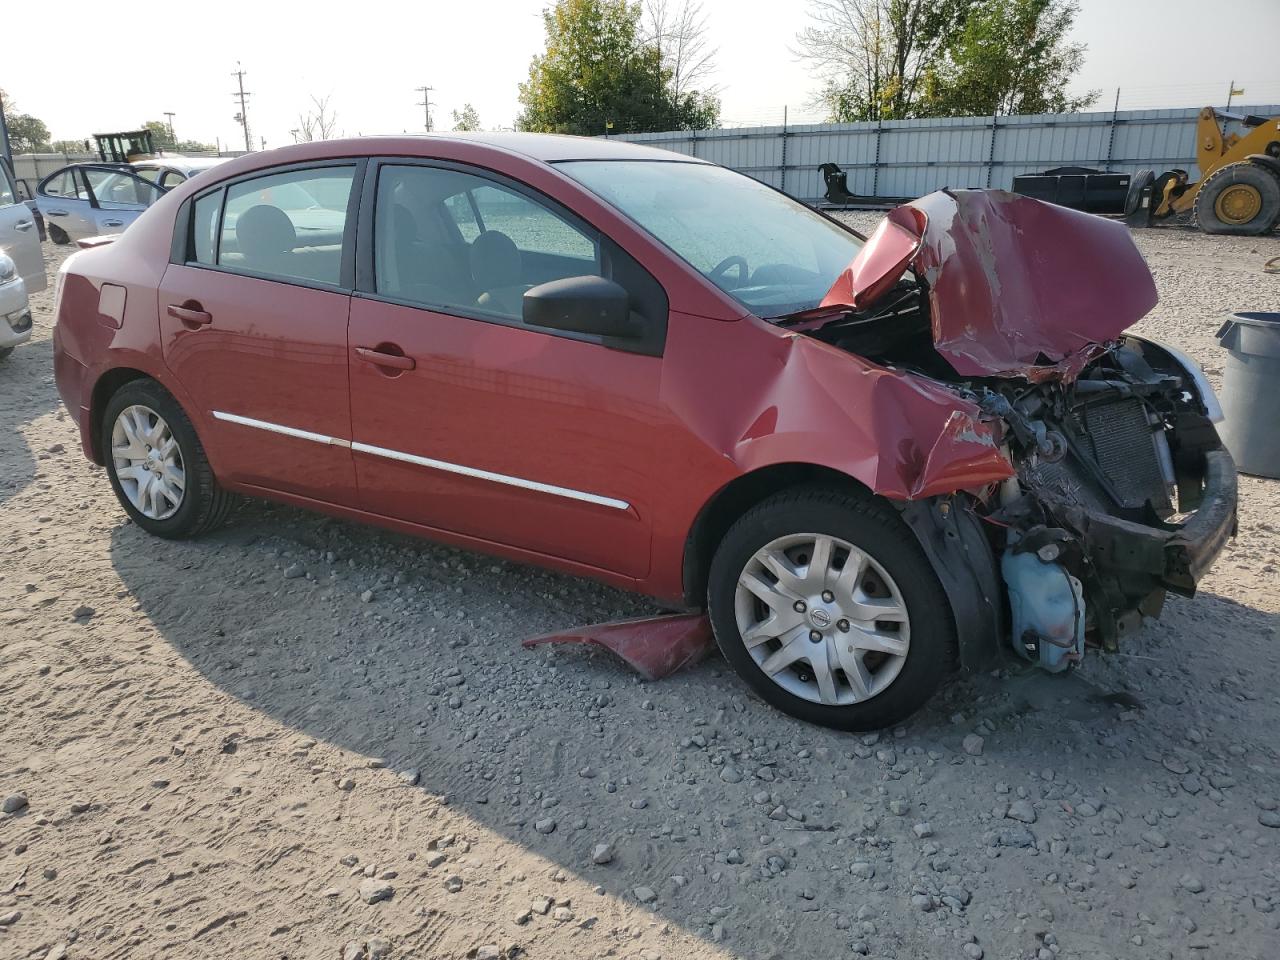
104 497 1275 957
0 324 65 508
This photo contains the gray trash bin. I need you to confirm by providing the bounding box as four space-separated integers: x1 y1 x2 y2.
1216 311 1280 479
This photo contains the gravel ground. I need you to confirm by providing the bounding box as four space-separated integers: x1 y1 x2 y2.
2 221 1279 960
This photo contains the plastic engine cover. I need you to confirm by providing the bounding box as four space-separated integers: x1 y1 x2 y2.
1002 546 1085 672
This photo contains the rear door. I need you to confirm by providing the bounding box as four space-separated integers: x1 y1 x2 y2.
80 167 164 235
38 169 96 242
158 161 364 505
0 162 45 292
346 160 668 577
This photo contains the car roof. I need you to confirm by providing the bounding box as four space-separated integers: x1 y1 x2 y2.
399 132 708 164
132 156 226 173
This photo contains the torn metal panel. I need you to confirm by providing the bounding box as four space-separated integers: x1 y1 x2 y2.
820 189 1159 381
522 613 714 680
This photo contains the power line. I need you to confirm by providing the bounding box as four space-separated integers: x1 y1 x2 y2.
232 62 252 152
416 85 435 132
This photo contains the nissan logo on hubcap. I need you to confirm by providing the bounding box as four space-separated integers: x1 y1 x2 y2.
809 608 832 629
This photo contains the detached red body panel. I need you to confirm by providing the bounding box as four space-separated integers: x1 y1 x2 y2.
523 614 714 680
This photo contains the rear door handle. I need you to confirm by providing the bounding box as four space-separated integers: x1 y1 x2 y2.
354 346 415 371
102 219 125 227
167 303 213 326
14 220 33 232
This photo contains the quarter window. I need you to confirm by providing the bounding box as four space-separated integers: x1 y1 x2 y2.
217 167 355 285
374 165 600 321
191 191 220 265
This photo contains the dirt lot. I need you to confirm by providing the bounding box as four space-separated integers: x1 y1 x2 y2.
2 222 1279 960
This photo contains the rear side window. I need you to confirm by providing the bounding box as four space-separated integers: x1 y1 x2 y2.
217 167 354 285
42 171 75 198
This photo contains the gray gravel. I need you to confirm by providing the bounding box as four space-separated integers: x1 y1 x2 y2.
1 226 1278 959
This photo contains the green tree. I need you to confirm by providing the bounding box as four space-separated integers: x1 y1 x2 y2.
797 0 1094 121
796 0 974 122
924 0 1098 115
145 119 177 151
452 103 482 131
0 88 52 153
518 0 718 134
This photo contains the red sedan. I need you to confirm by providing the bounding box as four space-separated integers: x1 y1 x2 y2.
52 134 1236 730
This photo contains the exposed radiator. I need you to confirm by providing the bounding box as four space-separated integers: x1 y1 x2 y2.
1072 398 1172 513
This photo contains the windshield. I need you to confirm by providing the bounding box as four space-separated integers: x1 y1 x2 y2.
559 160 863 317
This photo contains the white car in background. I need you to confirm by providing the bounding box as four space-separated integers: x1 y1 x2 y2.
0 160 44 359
37 157 227 245
0 252 33 361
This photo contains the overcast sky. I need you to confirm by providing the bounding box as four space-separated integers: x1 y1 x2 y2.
5 0 1279 150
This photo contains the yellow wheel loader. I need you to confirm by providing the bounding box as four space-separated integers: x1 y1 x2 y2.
1144 107 1280 235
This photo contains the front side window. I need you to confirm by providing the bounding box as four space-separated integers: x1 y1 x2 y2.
374 165 600 321
217 166 354 285
560 160 864 318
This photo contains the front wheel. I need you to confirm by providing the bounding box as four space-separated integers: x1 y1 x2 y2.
707 486 955 731
101 379 233 538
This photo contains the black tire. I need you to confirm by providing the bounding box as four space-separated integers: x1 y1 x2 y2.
0 347 13 362
1194 161 1280 235
101 379 233 539
48 224 71 246
706 485 955 731
1124 169 1154 222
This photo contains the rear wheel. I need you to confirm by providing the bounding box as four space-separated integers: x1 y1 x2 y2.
1194 161 1280 235
48 224 71 246
706 486 955 731
101 379 233 538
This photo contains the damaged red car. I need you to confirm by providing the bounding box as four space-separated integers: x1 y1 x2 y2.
52 134 1237 730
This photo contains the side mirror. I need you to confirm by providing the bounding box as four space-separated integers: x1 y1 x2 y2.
523 275 640 339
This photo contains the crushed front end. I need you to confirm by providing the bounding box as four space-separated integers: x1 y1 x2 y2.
977 338 1237 665
797 188 1238 672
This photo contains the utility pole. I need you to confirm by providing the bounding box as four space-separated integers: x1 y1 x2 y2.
163 111 176 143
416 85 434 132
232 62 252 152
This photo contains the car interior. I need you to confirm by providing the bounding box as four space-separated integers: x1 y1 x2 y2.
374 166 600 320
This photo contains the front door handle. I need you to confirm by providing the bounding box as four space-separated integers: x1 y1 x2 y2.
167 302 213 326
47 210 68 217
354 346 415 371
14 220 33 232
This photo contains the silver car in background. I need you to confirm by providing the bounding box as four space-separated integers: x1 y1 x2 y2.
36 156 226 245
0 158 46 295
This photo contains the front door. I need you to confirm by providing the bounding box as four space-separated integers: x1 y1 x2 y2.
158 162 362 505
0 163 44 292
347 161 667 578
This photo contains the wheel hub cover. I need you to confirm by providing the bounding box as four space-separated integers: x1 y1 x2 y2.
1216 184 1261 224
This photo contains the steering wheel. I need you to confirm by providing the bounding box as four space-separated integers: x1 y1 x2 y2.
708 255 749 287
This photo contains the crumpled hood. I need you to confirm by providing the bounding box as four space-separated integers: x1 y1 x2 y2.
821 189 1159 380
